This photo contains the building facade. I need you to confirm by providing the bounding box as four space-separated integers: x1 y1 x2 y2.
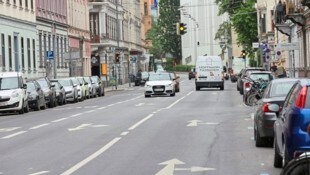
89 0 145 84
36 0 69 78
0 0 38 77
180 0 229 65
67 0 91 77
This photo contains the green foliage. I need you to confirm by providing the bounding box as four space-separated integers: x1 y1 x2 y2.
215 0 258 59
148 0 182 61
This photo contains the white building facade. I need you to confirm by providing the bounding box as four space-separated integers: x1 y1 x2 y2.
180 0 229 65
0 0 38 78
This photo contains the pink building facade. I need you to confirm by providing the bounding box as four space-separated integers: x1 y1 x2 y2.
36 0 69 78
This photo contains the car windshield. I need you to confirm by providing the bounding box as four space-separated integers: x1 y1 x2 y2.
58 79 71 86
37 79 48 88
71 78 80 85
91 77 98 83
148 73 171 81
84 77 91 84
250 73 272 81
270 81 296 97
141 72 149 78
51 82 60 89
0 77 19 90
77 78 84 84
26 82 36 92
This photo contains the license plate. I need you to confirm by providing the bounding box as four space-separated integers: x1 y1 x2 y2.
0 102 8 106
154 89 163 91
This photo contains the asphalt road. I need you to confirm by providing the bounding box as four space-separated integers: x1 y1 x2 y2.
0 74 282 175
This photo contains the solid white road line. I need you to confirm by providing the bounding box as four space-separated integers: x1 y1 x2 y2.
30 123 50 130
128 114 154 130
2 131 27 139
166 91 193 109
60 137 121 175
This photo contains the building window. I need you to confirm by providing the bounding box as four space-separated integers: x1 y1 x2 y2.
27 38 31 69
57 36 59 67
43 34 47 67
64 38 67 68
32 39 36 69
25 0 28 9
19 0 22 7
60 37 63 68
8 35 12 69
30 0 33 10
39 33 43 67
1 34 5 68
144 3 148 15
21 37 24 69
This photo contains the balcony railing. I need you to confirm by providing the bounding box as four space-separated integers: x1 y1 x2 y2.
274 0 305 25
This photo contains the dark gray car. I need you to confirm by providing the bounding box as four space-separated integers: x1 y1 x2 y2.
26 80 46 111
36 77 57 108
90 76 105 97
254 78 298 147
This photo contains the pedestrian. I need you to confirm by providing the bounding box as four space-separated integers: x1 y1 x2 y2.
277 64 286 78
270 62 277 72
276 0 284 24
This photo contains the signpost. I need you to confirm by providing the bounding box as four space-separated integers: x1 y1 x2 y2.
278 42 299 50
47 51 54 60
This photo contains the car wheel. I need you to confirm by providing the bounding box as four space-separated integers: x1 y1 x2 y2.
283 143 289 167
19 101 25 114
274 139 283 168
189 77 191 80
255 128 265 147
41 102 47 110
196 86 200 91
145 94 151 98
34 100 41 111
170 92 176 96
220 85 224 90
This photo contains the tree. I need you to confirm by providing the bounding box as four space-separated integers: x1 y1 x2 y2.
148 0 182 63
215 0 258 59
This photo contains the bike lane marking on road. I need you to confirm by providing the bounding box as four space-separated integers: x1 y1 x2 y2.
120 131 129 136
60 137 122 175
1 131 27 139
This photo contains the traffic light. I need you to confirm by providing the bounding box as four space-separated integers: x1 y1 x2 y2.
179 23 187 35
115 53 120 63
241 50 246 59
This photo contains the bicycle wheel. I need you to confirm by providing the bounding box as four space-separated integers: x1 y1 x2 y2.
247 93 258 106
281 153 310 175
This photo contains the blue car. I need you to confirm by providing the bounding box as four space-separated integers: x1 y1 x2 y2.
273 79 310 168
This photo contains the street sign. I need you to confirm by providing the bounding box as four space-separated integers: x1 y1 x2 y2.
252 42 259 48
278 42 299 50
47 51 54 60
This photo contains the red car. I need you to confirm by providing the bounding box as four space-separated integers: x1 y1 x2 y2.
188 67 196 80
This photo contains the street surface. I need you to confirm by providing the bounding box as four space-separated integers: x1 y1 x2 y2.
0 74 281 175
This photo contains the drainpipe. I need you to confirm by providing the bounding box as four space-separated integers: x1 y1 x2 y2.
303 27 308 77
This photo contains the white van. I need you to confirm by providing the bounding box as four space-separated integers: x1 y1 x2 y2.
0 72 29 114
195 56 224 90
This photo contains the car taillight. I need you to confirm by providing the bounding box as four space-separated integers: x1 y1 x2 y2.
245 82 251 88
295 86 308 108
263 103 271 112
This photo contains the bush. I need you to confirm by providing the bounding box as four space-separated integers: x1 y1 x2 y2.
165 64 195 72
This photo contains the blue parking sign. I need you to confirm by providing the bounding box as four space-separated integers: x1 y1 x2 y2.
47 51 54 60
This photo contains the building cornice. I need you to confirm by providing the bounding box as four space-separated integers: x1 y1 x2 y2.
0 14 36 27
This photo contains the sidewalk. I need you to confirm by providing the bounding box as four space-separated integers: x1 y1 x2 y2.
104 82 135 92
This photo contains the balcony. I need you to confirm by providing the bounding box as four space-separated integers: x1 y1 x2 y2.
301 0 310 8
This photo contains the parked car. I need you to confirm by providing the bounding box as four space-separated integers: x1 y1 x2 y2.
169 72 180 92
50 80 66 105
90 76 105 97
237 67 265 94
0 72 29 114
84 76 97 98
253 78 298 147
26 79 46 110
71 77 84 101
77 77 90 99
58 78 78 103
273 79 310 168
188 67 196 80
144 72 175 97
134 71 149 86
36 77 57 108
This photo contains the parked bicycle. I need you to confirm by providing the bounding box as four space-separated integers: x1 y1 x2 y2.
244 78 269 106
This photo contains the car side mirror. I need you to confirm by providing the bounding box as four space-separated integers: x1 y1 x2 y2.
60 86 63 89
51 84 55 88
85 82 88 85
73 84 77 87
92 82 95 85
37 87 41 91
23 84 27 89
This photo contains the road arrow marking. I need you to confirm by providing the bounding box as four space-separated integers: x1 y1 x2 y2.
156 159 185 175
175 166 216 172
187 120 219 127
0 127 21 132
68 124 108 131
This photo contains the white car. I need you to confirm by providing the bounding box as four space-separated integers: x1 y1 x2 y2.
0 72 29 114
144 72 176 98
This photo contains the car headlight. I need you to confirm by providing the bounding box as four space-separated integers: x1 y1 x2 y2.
166 83 173 87
11 91 19 98
145 84 152 88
